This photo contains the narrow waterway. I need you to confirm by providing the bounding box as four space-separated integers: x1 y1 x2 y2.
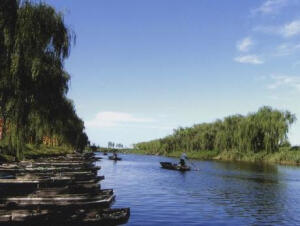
96 153 300 225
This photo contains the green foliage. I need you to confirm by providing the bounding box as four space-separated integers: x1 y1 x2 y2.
135 107 296 158
0 0 89 158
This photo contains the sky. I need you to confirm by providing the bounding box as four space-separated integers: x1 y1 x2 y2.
43 0 300 147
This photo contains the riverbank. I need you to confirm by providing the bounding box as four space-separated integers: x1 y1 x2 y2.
24 144 74 159
124 147 300 166
0 144 88 163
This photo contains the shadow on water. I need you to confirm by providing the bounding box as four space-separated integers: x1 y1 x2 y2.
203 161 292 224
214 161 279 183
215 160 278 173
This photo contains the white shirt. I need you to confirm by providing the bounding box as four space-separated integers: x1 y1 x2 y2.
180 153 187 160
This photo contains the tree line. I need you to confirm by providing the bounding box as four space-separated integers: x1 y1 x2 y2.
108 142 124 149
0 0 89 159
134 107 296 155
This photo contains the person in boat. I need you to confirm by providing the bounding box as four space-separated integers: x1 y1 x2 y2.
179 153 188 167
113 150 118 159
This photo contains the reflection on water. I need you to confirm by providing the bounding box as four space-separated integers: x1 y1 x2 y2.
96 153 300 226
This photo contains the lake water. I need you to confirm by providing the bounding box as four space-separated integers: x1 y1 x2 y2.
96 153 300 225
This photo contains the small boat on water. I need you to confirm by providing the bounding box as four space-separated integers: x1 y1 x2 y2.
160 162 191 171
108 156 122 161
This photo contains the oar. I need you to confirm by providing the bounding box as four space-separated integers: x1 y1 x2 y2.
188 160 200 171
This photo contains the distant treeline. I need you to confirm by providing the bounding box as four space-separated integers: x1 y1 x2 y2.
0 0 89 159
134 107 296 155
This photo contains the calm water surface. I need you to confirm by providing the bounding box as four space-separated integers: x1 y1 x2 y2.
95 153 300 225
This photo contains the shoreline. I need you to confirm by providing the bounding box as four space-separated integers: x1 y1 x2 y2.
2 145 300 166
117 148 300 166
0 145 92 163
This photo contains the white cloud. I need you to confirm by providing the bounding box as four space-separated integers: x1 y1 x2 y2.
237 37 253 52
254 20 300 38
86 111 155 128
275 43 300 56
253 0 289 14
234 55 264 64
267 75 300 90
280 20 300 37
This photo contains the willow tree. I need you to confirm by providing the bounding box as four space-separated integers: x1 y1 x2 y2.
0 0 88 158
0 0 18 156
135 107 296 154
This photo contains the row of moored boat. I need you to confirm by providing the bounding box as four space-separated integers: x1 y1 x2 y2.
0 152 130 225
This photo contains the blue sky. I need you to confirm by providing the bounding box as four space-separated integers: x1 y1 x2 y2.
44 0 300 147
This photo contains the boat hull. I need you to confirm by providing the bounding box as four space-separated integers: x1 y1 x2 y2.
0 208 130 225
160 162 191 171
108 156 122 161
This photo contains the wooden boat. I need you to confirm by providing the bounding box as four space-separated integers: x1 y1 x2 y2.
108 156 122 161
57 183 102 194
0 208 130 225
35 183 102 195
1 194 115 209
0 173 103 191
160 162 191 171
0 174 15 179
0 166 101 174
32 162 94 168
68 175 104 185
40 156 101 162
83 153 96 159
0 209 49 224
0 172 15 179
19 176 103 188
65 208 130 225
35 188 113 197
0 180 39 195
18 171 98 179
0 177 73 194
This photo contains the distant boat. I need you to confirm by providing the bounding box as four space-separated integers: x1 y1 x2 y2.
160 162 191 171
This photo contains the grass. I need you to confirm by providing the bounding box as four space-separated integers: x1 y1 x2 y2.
213 147 300 165
2 144 300 165
123 148 220 160
165 150 219 160
265 149 300 165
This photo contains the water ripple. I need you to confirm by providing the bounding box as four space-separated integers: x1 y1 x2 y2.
97 153 300 225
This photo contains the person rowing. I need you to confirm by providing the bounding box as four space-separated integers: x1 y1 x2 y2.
113 149 118 159
179 152 188 167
